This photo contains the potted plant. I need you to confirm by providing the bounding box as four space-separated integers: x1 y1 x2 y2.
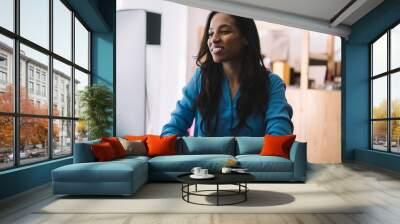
79 84 113 140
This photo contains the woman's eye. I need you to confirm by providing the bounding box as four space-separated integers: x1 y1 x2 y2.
208 32 214 37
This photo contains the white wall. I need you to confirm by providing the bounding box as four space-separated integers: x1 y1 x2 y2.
116 10 146 136
117 0 188 135
186 7 209 82
117 0 161 12
145 46 161 134
158 2 188 133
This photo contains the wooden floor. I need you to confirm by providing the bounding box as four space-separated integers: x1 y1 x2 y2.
1 162 400 224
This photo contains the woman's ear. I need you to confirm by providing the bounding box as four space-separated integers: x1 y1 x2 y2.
242 38 248 45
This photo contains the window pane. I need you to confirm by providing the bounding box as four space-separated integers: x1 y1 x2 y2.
391 24 400 70
0 35 14 112
0 116 13 170
372 33 387 76
391 72 400 118
74 69 89 118
372 121 388 151
20 117 49 165
53 119 72 158
53 59 72 117
75 120 88 143
391 120 400 153
0 0 14 31
372 76 387 119
53 0 72 60
20 0 49 49
20 44 49 115
75 18 89 70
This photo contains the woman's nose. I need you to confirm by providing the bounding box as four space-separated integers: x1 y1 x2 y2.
211 33 221 43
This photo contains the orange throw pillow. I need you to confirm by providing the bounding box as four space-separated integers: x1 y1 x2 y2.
101 137 127 158
146 135 177 157
260 134 296 159
124 135 148 142
91 142 117 161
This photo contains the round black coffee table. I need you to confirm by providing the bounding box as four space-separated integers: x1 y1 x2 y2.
177 173 255 206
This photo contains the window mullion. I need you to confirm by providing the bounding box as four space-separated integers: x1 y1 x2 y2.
370 45 373 149
71 10 76 155
88 31 91 75
13 0 20 167
388 30 391 153
387 29 393 152
49 0 54 160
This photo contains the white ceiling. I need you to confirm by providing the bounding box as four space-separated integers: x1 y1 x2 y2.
166 0 384 38
226 0 353 23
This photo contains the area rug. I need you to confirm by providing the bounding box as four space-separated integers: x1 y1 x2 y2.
37 183 361 214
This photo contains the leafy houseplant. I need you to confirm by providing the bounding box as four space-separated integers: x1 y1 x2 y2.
79 84 113 140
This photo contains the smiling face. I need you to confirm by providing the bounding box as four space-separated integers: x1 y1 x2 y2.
207 13 245 63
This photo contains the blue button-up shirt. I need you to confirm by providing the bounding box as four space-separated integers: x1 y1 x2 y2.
161 68 293 137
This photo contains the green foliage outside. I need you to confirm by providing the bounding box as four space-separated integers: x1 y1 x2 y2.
79 84 113 140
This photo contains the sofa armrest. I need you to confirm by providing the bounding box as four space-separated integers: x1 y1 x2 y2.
289 141 307 181
73 140 100 163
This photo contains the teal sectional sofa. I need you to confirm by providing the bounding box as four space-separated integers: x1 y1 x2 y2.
52 137 307 196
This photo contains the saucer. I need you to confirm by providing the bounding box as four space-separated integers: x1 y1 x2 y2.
232 170 249 174
190 174 215 179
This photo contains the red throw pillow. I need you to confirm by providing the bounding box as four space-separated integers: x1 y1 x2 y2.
91 142 117 161
260 134 296 159
146 135 177 157
101 137 127 158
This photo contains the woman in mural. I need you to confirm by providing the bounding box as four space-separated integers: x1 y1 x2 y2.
161 11 293 137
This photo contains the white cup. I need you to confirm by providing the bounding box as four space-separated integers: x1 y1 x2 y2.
191 167 202 176
221 167 232 174
200 169 208 176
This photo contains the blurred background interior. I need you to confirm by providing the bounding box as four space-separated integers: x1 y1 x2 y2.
116 0 343 164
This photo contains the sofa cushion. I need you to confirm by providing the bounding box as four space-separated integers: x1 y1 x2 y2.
52 158 147 183
236 137 263 155
181 137 235 155
236 155 293 172
115 155 150 163
148 154 235 172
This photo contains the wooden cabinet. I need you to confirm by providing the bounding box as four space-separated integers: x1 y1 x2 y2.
286 88 341 164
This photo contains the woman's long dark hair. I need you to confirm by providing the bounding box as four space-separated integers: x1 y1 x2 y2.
195 11 270 136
